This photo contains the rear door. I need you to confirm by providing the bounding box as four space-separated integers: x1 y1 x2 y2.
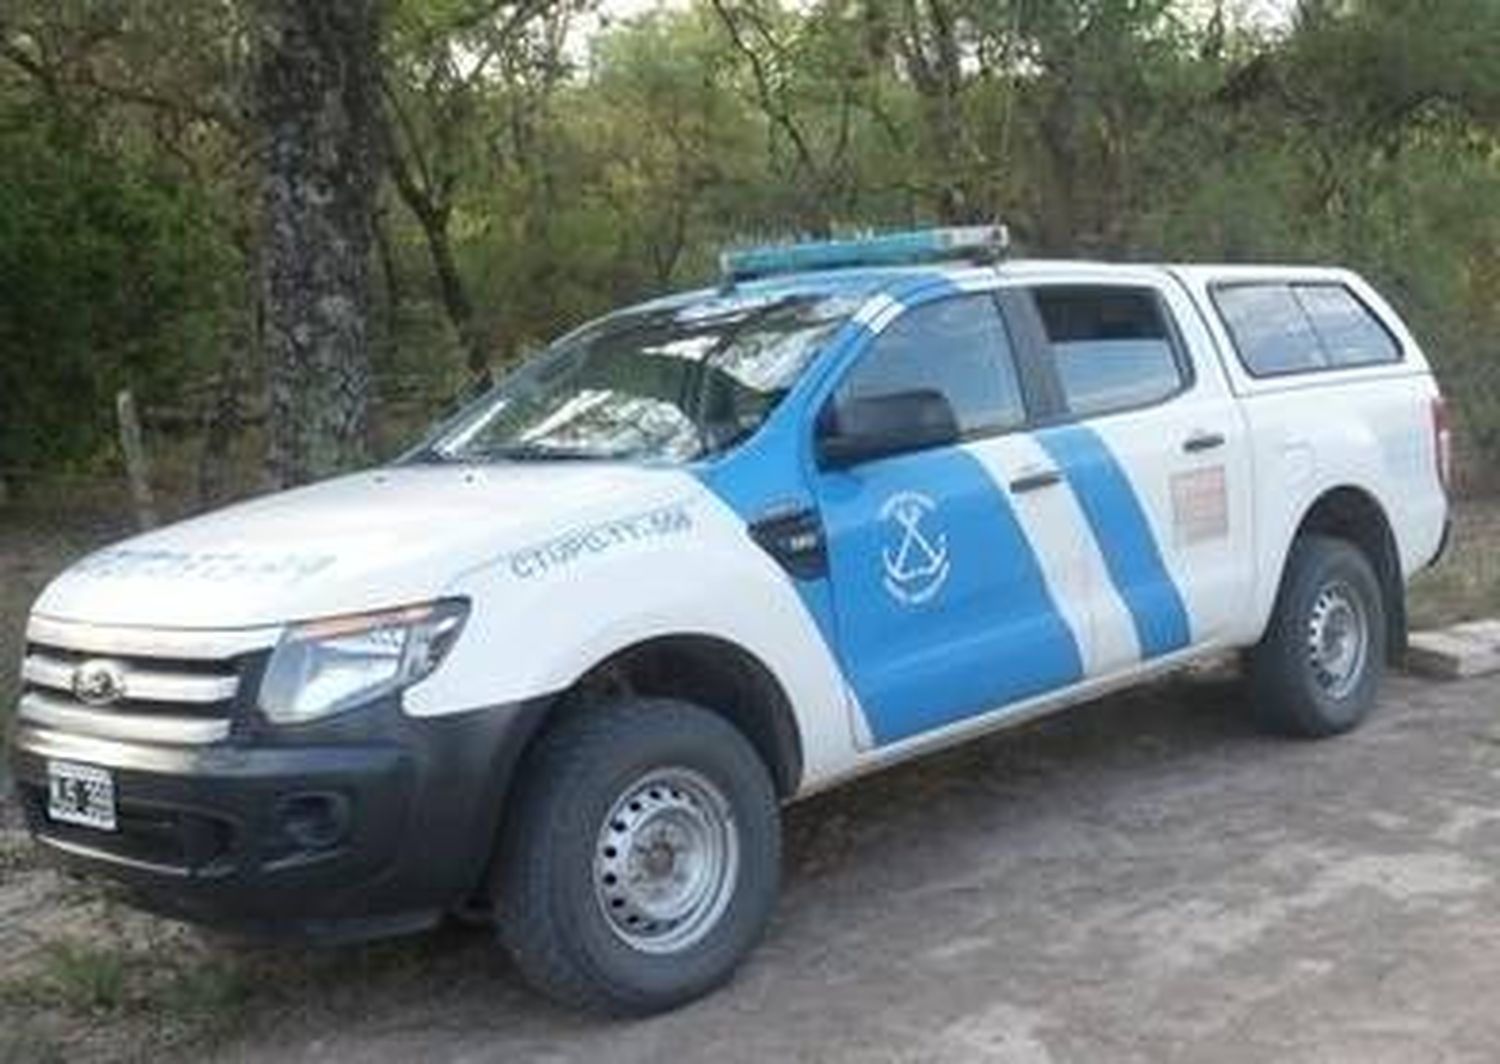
1013 278 1254 676
810 290 1091 748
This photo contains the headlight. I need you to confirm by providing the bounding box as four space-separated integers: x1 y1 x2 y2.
258 599 469 724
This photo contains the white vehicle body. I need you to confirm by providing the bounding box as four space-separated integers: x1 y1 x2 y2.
11 250 1449 951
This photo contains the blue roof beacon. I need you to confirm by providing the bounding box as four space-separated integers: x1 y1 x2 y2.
719 224 1011 283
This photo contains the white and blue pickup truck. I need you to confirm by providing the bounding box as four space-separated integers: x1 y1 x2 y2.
9 228 1451 1014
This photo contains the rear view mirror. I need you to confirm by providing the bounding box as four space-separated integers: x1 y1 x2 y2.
816 389 960 469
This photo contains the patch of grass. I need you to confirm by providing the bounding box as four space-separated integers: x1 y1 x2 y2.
42 941 127 1014
0 906 486 1058
0 929 270 1060
164 961 248 1012
0 833 34 880
1409 498 1500 629
0 943 119 1017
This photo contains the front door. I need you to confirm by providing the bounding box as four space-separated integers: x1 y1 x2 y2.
811 293 1089 748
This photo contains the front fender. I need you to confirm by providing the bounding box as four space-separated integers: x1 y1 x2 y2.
404 489 858 788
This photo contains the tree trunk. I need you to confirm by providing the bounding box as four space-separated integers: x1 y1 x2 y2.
196 348 245 507
252 0 382 487
421 203 487 381
383 131 489 383
372 202 402 359
1035 83 1083 255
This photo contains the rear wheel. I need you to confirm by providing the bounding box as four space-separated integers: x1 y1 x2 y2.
495 698 780 1015
1247 534 1387 737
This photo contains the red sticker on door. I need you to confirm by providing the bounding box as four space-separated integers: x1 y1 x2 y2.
1171 466 1228 545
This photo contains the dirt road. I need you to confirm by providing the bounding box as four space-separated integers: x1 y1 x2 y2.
207 669 1500 1064
4 502 1498 1062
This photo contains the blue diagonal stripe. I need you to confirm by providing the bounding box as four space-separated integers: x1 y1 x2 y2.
1037 424 1191 658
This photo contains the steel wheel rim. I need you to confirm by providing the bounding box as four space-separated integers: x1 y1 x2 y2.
1307 579 1368 700
593 767 739 955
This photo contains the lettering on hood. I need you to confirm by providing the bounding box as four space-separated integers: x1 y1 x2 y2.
72 547 337 584
507 504 693 579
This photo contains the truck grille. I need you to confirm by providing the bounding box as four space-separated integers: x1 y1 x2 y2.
16 615 279 746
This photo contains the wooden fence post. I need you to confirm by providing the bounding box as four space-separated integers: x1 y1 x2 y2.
116 389 159 530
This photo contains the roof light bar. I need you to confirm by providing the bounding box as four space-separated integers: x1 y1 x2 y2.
720 225 1010 283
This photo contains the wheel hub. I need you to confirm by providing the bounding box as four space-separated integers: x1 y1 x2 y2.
1306 580 1368 699
594 767 739 954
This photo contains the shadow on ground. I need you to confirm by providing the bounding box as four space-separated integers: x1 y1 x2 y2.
3 498 1500 1062
12 666 1500 1064
3 669 1251 1061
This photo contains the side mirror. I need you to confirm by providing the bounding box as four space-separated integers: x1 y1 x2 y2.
816 389 960 469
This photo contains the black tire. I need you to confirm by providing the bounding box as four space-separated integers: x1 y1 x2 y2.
494 697 781 1015
1247 534 1387 738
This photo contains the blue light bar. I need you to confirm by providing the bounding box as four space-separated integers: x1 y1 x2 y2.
720 225 1009 283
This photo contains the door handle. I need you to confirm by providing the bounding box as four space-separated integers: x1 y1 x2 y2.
1183 430 1226 454
1009 469 1063 494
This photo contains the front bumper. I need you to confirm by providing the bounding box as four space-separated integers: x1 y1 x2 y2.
8 693 549 940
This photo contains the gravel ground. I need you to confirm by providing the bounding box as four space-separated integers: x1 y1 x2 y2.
2 500 1499 1062
211 668 1500 1064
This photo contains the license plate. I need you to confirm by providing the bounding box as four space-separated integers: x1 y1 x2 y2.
47 760 117 832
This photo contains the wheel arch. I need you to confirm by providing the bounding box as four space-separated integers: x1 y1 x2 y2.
472 633 805 915
1281 485 1406 661
561 634 805 797
503 633 805 802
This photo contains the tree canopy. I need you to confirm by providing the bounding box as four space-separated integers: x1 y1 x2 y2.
2 0 1498 492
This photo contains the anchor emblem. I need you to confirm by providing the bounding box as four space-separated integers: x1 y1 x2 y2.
880 491 950 605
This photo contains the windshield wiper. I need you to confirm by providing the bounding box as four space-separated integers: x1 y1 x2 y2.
401 445 467 465
473 443 623 462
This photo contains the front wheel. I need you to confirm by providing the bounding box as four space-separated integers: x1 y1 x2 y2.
494 698 781 1015
1247 534 1387 738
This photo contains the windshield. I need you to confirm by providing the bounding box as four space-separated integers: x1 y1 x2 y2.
418 293 857 464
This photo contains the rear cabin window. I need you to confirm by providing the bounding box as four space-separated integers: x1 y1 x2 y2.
1213 282 1402 377
1032 286 1188 417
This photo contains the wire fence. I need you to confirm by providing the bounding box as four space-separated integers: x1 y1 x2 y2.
0 367 470 523
3 370 1498 525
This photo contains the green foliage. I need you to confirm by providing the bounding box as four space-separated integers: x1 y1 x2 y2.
0 107 238 472
3 0 1500 481
32 941 127 1013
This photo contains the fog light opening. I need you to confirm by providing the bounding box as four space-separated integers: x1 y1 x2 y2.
276 792 351 851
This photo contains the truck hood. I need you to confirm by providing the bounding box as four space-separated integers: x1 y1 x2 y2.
34 463 698 630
